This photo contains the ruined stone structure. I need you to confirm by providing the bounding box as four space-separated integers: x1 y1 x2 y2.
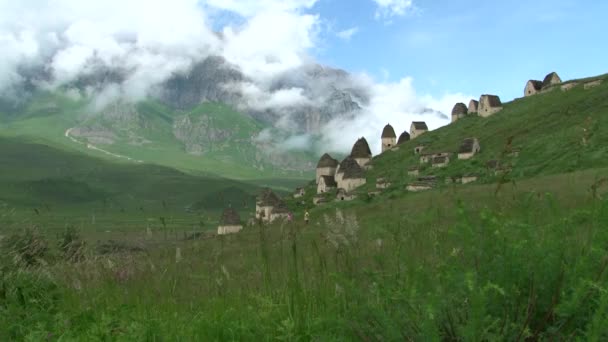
317 175 337 194
421 152 450 164
351 137 372 168
478 95 503 117
561 82 578 91
451 103 468 122
338 157 366 192
315 153 339 184
376 178 391 189
461 174 479 184
420 153 432 164
313 196 330 205
381 124 397 152
584 80 603 89
270 203 290 222
414 145 425 154
542 72 562 90
410 121 428 139
468 99 479 113
255 188 283 223
397 131 411 145
486 160 501 174
524 80 543 97
336 188 356 201
431 156 449 168
408 167 420 176
407 176 437 192
458 138 481 160
217 207 243 235
293 187 306 198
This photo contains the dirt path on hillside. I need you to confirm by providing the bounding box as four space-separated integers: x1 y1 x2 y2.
64 127 143 163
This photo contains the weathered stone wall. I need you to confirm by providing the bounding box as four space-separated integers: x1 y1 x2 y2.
217 225 243 235
461 176 478 184
255 204 274 222
316 166 337 184
478 97 502 117
382 137 397 152
411 129 427 139
270 213 290 223
458 139 480 160
524 81 540 97
317 178 335 194
561 83 578 91
451 113 466 123
468 100 479 113
406 184 432 192
340 178 366 192
584 80 603 89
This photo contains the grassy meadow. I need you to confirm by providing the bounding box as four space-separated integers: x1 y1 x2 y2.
2 75 608 340
2 168 608 340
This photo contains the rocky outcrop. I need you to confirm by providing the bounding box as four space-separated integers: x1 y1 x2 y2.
172 114 234 155
158 56 244 110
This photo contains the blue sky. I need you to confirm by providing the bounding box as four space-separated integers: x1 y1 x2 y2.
309 0 608 102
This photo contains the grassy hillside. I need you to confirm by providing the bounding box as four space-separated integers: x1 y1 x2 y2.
2 74 608 340
0 137 268 231
0 93 314 181
293 74 608 205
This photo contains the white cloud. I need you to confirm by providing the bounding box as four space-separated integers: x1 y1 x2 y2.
372 0 415 20
221 10 320 82
228 82 312 111
0 0 471 157
204 0 318 17
336 27 359 41
320 74 473 154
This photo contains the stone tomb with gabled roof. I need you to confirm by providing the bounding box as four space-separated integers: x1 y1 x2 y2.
451 103 468 123
350 137 372 168
478 95 503 117
255 188 282 223
381 124 397 152
458 138 480 160
338 156 366 192
542 72 562 90
316 153 339 184
293 187 306 198
397 131 411 145
317 175 337 194
468 99 479 113
410 121 428 139
217 207 243 235
524 80 543 97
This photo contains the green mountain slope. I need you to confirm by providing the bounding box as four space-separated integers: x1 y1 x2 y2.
0 93 315 181
0 137 262 220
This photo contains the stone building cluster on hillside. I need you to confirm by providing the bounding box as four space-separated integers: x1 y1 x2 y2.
311 121 432 204
217 70 605 234
452 71 603 124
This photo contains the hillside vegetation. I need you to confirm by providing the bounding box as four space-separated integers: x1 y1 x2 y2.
2 74 608 340
295 74 608 206
0 93 315 180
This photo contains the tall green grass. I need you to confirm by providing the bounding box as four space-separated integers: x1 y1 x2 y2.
2 180 608 340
